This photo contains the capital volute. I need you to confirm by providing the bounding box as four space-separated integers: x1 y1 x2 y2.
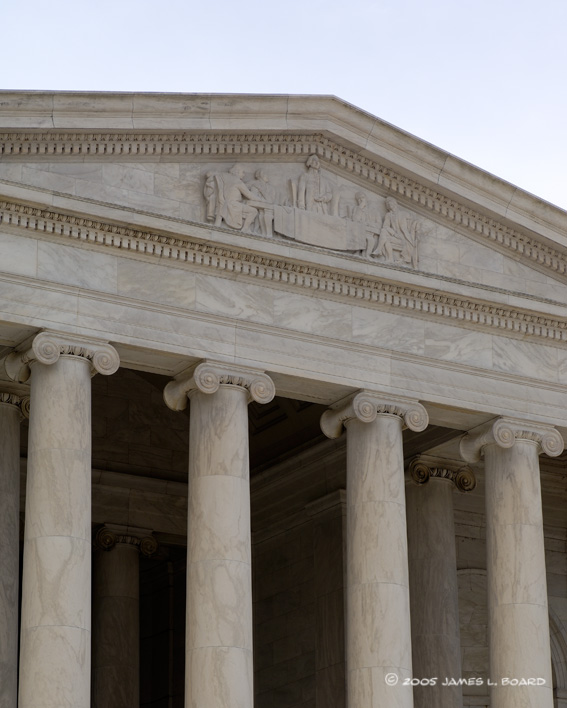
320 391 428 439
5 331 119 382
94 524 158 558
163 361 276 412
0 389 30 419
460 416 564 463
407 455 476 493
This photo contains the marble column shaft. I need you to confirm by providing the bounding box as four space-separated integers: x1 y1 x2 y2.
92 525 157 708
0 392 28 708
321 392 428 708
406 458 475 708
6 331 119 708
461 417 564 708
164 362 275 708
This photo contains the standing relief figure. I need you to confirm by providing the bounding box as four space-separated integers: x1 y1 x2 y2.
203 172 217 222
295 155 333 214
248 169 276 236
349 191 381 259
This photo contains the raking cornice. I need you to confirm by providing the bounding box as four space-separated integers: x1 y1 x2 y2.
2 196 567 346
1 131 566 280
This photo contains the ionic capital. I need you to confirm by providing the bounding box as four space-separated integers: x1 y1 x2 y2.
0 390 30 419
94 524 158 558
320 391 428 439
407 455 476 493
5 331 119 382
163 361 275 412
460 416 564 463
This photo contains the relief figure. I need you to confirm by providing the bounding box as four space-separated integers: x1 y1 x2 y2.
207 165 259 231
203 171 217 222
376 197 418 267
204 165 276 235
349 191 381 258
248 169 276 236
295 154 333 214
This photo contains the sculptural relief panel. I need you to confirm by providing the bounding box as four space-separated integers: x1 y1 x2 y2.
200 156 421 267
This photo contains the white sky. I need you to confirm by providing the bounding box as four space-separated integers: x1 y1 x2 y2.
2 0 567 210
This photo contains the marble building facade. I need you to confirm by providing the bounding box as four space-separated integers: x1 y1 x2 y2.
0 92 566 708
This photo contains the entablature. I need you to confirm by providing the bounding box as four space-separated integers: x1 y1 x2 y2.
1 187 566 346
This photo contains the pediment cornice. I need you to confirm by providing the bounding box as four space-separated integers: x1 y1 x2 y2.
2 195 567 348
1 130 566 282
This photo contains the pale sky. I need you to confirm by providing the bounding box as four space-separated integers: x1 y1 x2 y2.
2 0 567 209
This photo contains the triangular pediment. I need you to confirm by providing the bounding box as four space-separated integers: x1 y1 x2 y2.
0 103 566 294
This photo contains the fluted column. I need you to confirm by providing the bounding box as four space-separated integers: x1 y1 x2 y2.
6 331 119 708
461 417 564 708
164 361 275 708
0 390 29 708
92 525 158 708
406 456 476 708
321 392 428 708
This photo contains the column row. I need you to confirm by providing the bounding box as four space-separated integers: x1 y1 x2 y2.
1 330 562 708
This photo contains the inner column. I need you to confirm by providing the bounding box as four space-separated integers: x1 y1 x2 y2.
92 524 158 708
406 455 476 708
321 391 428 708
0 390 29 708
164 361 275 708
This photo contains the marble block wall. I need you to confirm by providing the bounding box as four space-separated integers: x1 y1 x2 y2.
252 494 346 708
253 523 317 708
140 550 186 708
91 369 188 481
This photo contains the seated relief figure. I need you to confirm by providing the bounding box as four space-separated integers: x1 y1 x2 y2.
375 196 419 268
204 165 274 235
204 164 260 232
